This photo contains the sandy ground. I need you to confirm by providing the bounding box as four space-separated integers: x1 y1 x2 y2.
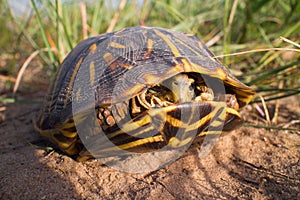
0 93 299 199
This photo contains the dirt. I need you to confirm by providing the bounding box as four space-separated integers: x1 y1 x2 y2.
0 90 299 199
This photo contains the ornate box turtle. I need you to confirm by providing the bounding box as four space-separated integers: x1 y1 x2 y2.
34 26 255 161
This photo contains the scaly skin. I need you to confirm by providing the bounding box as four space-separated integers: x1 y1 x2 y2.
162 74 195 103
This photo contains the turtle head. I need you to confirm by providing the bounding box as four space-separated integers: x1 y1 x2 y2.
162 73 195 103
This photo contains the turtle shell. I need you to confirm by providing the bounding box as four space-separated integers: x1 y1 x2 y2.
35 26 255 160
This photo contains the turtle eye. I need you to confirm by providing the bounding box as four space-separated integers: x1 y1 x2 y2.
173 81 179 86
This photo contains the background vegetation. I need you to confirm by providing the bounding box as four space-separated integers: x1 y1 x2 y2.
0 0 299 113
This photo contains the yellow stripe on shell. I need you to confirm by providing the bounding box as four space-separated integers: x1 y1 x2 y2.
190 62 233 85
119 84 144 104
75 87 81 102
115 28 126 34
48 54 72 110
103 52 117 70
143 73 164 84
184 33 194 37
89 43 97 53
223 78 256 105
65 57 83 109
109 42 125 49
173 63 185 73
104 53 134 70
119 62 134 70
197 41 204 50
215 68 227 80
89 61 95 87
234 88 256 104
147 39 153 50
154 29 181 57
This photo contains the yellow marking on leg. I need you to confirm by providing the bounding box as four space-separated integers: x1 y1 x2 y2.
120 84 144 101
197 41 204 50
75 87 81 101
103 53 133 70
115 28 126 34
190 62 212 75
143 39 153 59
185 33 194 37
216 68 227 80
143 74 163 84
60 130 78 138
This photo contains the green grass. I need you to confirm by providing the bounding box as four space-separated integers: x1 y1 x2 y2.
1 0 300 102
